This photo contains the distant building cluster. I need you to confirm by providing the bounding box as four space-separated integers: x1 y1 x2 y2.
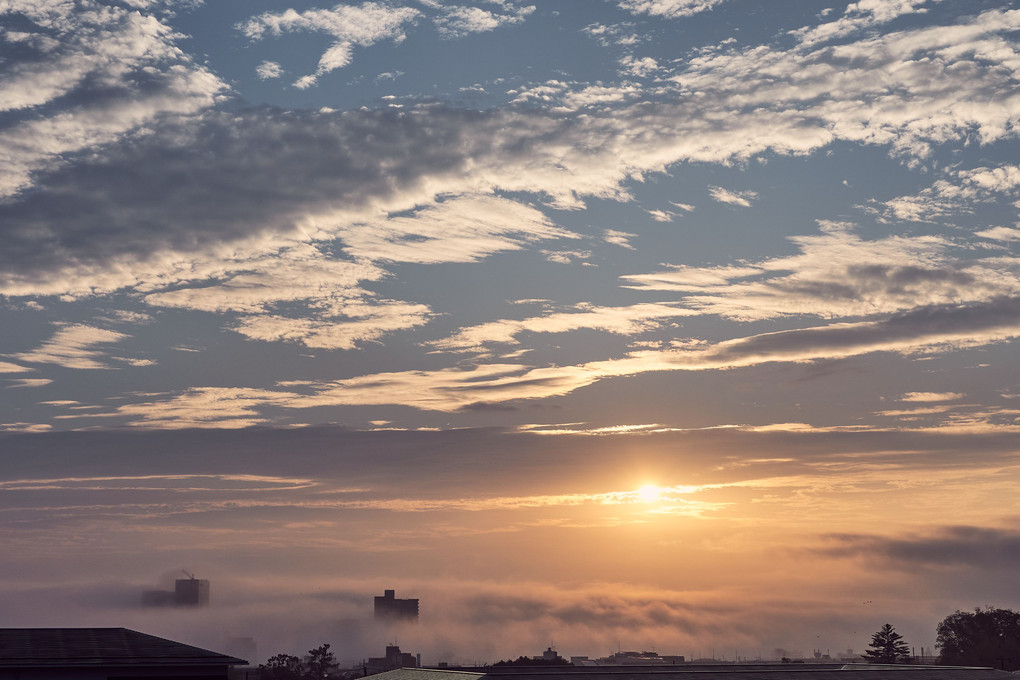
374 589 418 621
143 573 210 607
366 645 420 674
591 651 686 665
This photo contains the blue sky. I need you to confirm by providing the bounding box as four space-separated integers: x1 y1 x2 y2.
3 0 1020 666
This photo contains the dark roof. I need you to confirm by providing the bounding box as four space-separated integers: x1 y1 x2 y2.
469 665 1014 680
0 628 248 668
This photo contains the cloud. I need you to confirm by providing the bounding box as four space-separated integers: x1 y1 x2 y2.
518 422 670 436
791 0 936 47
616 0 726 19
428 303 696 352
7 324 129 370
431 4 535 39
976 227 1020 242
238 2 420 88
256 61 284 80
604 229 637 248
901 391 964 402
872 165 1020 223
112 387 298 429
622 223 1020 322
6 6 1020 304
5 378 52 389
582 22 640 48
673 8 1020 159
103 297 1020 417
0 422 51 433
0 0 225 198
232 301 432 350
542 249 591 264
139 242 430 349
335 195 576 264
0 361 32 374
708 186 758 207
2 3 1020 374
817 526 1020 571
619 55 660 77
0 105 594 298
239 2 534 87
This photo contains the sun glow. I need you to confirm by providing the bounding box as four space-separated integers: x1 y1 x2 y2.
636 484 662 503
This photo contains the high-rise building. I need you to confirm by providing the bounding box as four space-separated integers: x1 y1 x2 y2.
374 589 418 621
175 577 210 606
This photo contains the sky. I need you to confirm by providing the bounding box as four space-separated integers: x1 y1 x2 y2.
3 0 1020 668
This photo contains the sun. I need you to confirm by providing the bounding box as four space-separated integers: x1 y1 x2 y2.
636 484 662 503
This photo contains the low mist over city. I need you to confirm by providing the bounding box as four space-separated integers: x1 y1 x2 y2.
3 0 1020 670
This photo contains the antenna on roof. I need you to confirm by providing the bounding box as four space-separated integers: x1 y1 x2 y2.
181 569 195 580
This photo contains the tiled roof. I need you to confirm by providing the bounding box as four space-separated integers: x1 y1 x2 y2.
0 628 248 668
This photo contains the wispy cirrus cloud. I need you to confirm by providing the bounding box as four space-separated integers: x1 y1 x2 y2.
0 422 51 433
99 296 1020 420
5 378 52 389
708 186 758 207
7 325 129 370
900 391 964 402
428 302 696 353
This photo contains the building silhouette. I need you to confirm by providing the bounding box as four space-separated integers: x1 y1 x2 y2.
374 589 418 621
141 572 210 607
175 576 210 606
366 645 420 673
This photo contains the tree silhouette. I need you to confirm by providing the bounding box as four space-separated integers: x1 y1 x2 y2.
937 607 1020 670
259 645 341 680
863 623 911 664
260 653 303 680
306 644 338 679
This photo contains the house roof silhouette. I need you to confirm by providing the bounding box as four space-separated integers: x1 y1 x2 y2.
0 627 247 678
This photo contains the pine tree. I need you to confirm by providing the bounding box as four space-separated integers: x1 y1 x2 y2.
863 623 911 664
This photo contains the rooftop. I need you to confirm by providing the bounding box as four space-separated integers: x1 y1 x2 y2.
0 628 248 668
392 664 1015 680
